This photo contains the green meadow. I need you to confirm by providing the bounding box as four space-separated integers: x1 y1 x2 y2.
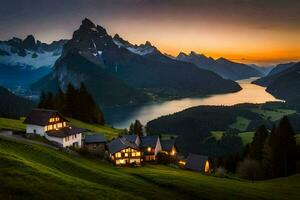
0 136 299 200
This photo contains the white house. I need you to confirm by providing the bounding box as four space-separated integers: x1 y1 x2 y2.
24 109 85 148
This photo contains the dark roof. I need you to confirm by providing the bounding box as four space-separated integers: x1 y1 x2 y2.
107 137 139 154
122 134 139 143
185 153 208 172
46 126 86 138
23 109 69 126
84 134 106 144
140 135 159 148
161 140 175 152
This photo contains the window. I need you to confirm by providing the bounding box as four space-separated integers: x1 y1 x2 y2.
132 152 136 157
136 152 141 156
115 152 121 158
33 129 36 134
74 134 77 138
125 153 128 157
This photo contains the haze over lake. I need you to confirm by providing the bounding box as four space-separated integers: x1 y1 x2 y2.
105 78 281 128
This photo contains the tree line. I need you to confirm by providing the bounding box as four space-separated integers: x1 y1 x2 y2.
38 83 104 125
217 116 300 180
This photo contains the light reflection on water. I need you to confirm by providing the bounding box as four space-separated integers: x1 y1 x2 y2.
105 78 281 128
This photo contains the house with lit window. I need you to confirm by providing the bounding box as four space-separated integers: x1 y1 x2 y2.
140 135 162 161
184 153 212 173
161 139 177 157
107 137 142 166
24 109 85 148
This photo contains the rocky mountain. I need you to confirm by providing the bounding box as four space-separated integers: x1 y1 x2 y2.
32 18 241 107
0 35 66 90
0 86 36 118
176 51 263 80
253 62 297 87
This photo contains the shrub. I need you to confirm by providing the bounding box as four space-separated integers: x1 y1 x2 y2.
215 167 227 178
237 159 265 180
157 152 175 164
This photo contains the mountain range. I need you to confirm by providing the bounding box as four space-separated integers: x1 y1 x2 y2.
31 18 241 107
176 51 263 80
0 35 66 90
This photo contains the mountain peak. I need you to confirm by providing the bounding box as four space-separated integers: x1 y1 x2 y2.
23 35 36 50
81 18 96 29
177 52 188 58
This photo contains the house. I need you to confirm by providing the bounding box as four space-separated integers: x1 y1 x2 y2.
140 135 162 161
84 133 107 156
184 153 212 173
161 139 177 156
107 137 142 166
24 109 85 148
122 134 141 146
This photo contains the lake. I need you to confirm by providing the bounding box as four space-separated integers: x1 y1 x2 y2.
105 78 281 128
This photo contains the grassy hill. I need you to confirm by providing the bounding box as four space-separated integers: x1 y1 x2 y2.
0 117 120 139
0 136 300 200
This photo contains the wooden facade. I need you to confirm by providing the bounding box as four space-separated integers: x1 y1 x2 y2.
110 147 142 166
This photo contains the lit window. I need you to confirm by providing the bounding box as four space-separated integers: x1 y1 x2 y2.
205 160 210 173
170 149 176 156
125 153 128 157
132 152 136 157
115 152 121 158
136 152 141 156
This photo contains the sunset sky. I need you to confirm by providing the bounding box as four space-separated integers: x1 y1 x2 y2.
1 0 300 65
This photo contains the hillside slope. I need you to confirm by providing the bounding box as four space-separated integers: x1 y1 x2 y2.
0 137 299 200
0 86 36 118
253 62 297 87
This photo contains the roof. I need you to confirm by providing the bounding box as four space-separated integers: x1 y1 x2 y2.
23 109 69 126
84 134 107 144
185 153 208 172
140 135 159 148
122 134 139 143
161 140 176 152
46 126 86 138
107 137 139 154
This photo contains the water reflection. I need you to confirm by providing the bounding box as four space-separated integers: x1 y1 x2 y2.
105 78 281 128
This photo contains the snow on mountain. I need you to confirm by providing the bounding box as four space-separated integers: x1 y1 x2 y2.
0 43 61 69
113 34 155 56
0 35 66 70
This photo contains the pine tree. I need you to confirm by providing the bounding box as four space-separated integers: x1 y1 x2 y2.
62 84 77 117
248 125 269 162
129 123 134 134
134 120 143 136
267 117 298 177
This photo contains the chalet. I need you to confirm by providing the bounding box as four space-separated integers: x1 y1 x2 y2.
107 137 142 166
184 153 212 173
161 139 177 156
84 133 107 156
24 109 85 148
140 135 162 161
